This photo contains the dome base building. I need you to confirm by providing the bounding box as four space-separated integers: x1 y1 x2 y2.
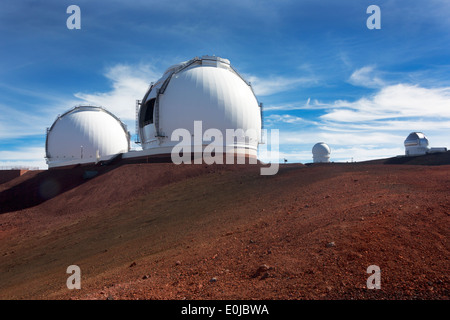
404 132 447 157
404 132 429 156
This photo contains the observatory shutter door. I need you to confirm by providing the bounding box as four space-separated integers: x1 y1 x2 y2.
144 99 155 125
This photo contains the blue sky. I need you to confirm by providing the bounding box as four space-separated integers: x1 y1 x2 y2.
0 0 449 168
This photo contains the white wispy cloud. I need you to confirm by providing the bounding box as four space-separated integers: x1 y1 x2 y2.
348 65 385 88
0 81 82 140
265 70 450 155
0 146 47 169
0 103 58 139
74 63 160 122
246 74 318 96
321 84 450 122
265 114 318 125
272 82 450 163
0 146 45 160
278 130 406 147
263 98 314 111
319 120 450 132
264 83 450 146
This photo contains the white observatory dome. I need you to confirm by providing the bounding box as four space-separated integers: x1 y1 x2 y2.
46 106 130 168
312 142 331 163
404 132 429 156
137 55 262 159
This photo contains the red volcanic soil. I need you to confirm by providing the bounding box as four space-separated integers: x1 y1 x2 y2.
0 160 449 300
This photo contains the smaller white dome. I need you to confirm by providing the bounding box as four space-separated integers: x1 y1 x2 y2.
46 106 130 168
404 132 429 147
404 132 429 156
312 142 331 163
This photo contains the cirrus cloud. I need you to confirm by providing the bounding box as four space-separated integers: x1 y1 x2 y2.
74 63 160 122
321 83 450 123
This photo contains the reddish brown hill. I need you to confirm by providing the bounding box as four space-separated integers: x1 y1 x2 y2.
0 162 448 300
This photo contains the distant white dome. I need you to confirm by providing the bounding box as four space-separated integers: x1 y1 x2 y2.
404 132 429 156
138 55 262 158
312 142 331 163
46 106 130 168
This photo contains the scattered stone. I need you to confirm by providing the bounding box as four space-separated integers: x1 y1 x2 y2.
252 264 273 278
106 295 114 300
326 242 336 248
142 274 150 279
210 277 217 283
129 262 136 268
260 272 269 280
175 260 182 266
304 204 310 208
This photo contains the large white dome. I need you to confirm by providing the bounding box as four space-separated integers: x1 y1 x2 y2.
138 55 262 159
312 142 331 163
46 106 130 168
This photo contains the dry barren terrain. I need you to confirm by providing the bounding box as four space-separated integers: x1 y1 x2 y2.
0 156 449 300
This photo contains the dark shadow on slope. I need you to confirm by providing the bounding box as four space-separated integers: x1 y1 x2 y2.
0 164 117 214
0 159 266 215
383 151 450 166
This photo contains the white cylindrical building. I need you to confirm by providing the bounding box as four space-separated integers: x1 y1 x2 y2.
312 142 331 163
45 106 130 168
137 55 262 160
404 132 429 156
